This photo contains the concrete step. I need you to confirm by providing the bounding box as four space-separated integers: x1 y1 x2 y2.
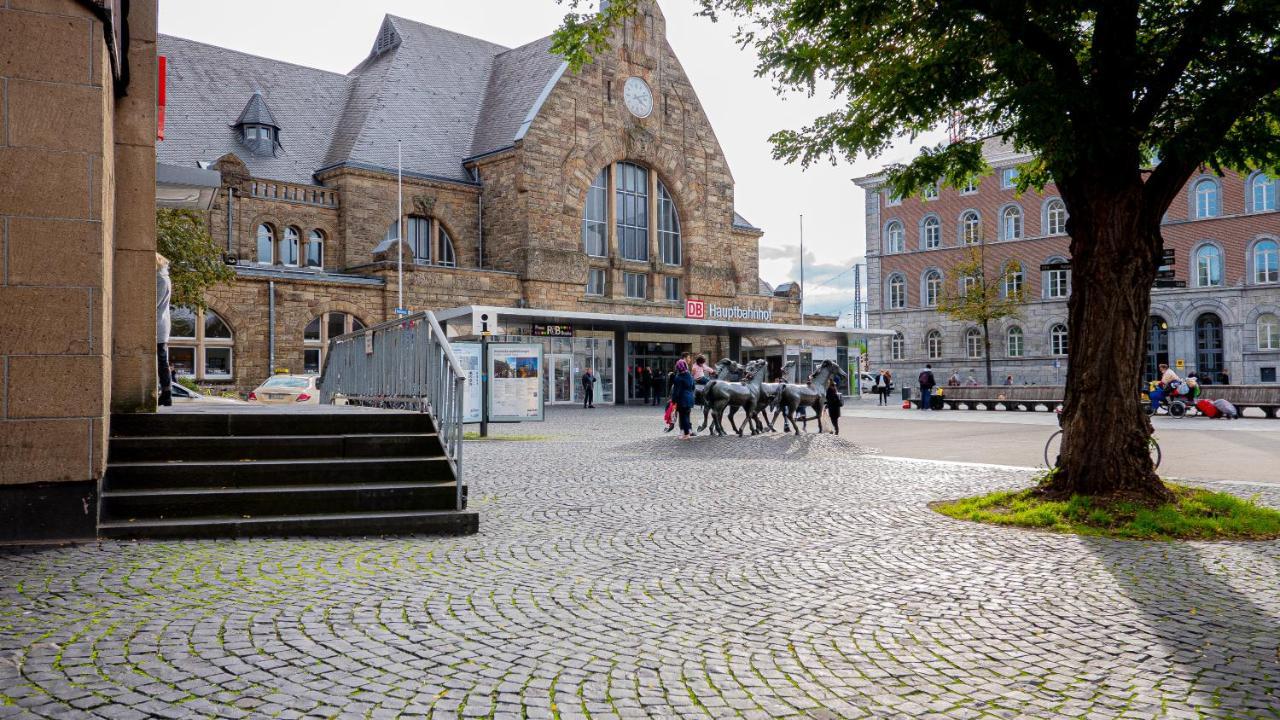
103 457 453 491
110 412 437 438
101 482 457 520
97 508 478 539
108 433 442 463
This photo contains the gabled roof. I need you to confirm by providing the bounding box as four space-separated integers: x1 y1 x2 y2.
159 15 564 185
732 211 761 231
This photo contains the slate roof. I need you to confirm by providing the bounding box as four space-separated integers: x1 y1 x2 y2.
159 15 562 186
732 211 761 231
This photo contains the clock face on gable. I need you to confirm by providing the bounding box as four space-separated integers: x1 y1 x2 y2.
623 76 653 119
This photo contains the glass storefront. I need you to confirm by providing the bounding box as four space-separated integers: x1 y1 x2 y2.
488 334 614 404
626 341 692 401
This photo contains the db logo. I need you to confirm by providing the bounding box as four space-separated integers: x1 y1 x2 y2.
685 299 705 319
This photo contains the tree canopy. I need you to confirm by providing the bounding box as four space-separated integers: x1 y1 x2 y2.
156 208 234 309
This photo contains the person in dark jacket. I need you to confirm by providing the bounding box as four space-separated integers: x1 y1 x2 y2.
671 359 696 439
825 380 843 434
918 364 936 410
581 368 596 408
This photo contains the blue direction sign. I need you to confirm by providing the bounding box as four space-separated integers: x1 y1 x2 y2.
394 307 410 316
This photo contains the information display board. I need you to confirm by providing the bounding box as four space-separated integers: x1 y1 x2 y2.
487 343 544 421
452 342 484 423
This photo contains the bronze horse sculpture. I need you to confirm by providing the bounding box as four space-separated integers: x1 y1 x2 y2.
695 358 745 433
700 359 768 436
769 359 848 434
749 359 796 433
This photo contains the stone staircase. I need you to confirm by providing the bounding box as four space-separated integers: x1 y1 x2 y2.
100 410 476 539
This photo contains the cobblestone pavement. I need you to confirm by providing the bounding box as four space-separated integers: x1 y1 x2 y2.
2 406 1278 719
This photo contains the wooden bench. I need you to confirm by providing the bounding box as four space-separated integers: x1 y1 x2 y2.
909 386 1063 411
1197 385 1280 418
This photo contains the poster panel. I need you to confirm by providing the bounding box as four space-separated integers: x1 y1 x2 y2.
452 342 484 423
487 343 544 422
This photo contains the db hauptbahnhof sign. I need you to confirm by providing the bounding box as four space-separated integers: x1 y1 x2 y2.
685 299 772 322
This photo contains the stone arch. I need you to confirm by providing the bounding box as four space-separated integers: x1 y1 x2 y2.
1175 297 1236 328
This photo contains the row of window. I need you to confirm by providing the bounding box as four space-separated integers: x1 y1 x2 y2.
586 269 681 301
383 216 457 267
1191 240 1280 287
884 200 1065 253
888 324 1069 361
582 162 682 265
885 259 1069 309
885 168 1021 206
1190 173 1276 219
256 224 325 268
169 308 366 380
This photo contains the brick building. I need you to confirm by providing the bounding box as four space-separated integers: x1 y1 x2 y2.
158 2 854 404
856 138 1280 386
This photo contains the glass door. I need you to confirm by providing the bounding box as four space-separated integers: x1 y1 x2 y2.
547 353 574 403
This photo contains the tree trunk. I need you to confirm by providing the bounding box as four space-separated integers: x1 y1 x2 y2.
982 318 993 386
1041 181 1171 502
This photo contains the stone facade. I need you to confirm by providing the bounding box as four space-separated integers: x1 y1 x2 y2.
170 1 827 396
0 0 158 541
857 141 1280 386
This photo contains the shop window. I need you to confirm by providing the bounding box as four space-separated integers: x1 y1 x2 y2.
583 168 609 257
658 182 681 265
664 276 681 301
586 268 606 296
617 162 649 261
306 229 324 268
256 223 274 264
304 312 366 374
624 272 647 299
168 306 234 381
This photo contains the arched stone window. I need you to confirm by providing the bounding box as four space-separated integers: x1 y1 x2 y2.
1006 326 1024 357
658 182 681 265
1045 199 1067 235
384 217 457 267
304 312 366 374
926 330 943 359
1043 256 1070 299
1249 172 1276 213
582 169 608 256
1193 178 1220 218
256 223 275 264
966 327 984 358
616 162 649 261
1001 205 1022 241
887 274 906 309
1259 313 1280 351
923 270 942 307
961 210 980 245
1253 239 1279 284
169 306 233 381
1195 244 1222 287
1050 323 1069 356
281 226 300 266
890 331 905 361
1003 260 1025 298
884 220 904 254
921 216 941 249
306 230 324 268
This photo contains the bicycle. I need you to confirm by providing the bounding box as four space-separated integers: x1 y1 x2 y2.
1044 413 1162 469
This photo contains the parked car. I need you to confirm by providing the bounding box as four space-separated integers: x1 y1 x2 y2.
248 375 320 404
856 372 879 395
170 383 243 404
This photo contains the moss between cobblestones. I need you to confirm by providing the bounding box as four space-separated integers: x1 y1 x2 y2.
933 483 1280 541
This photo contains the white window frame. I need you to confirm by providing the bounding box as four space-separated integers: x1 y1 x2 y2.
885 221 904 254
1050 324 1069 356
1007 326 1024 357
1194 179 1219 219
926 330 943 359
1195 244 1222 287
966 328 984 359
922 182 939 200
922 216 941 249
586 268 606 297
304 312 365 374
1255 240 1280 284
961 177 978 195
961 211 980 245
256 223 274 265
1259 313 1280 351
1001 206 1023 241
624 271 647 300
583 168 609 257
1250 173 1276 213
169 306 234 382
305 229 324 268
888 274 906 309
1000 167 1018 189
890 332 905 360
281 226 300 267
1045 199 1067 236
924 271 942 307
1004 262 1024 297
885 191 902 207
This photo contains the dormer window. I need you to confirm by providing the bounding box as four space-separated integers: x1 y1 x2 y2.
242 124 275 144
234 92 281 157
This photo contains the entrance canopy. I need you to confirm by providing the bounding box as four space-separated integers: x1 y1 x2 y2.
435 304 892 343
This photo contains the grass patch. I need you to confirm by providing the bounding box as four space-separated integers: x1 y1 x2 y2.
462 432 553 441
933 483 1280 541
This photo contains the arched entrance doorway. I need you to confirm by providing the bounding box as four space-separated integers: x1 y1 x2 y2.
1145 316 1169 383
1195 313 1224 381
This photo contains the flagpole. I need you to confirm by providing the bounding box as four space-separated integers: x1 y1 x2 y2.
799 214 805 325
397 141 403 314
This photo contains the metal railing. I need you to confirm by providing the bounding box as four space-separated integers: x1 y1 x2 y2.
318 311 465 508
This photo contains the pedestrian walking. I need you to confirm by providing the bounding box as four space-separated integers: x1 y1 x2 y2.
672 359 696 439
825 380 843 434
918 364 936 411
875 369 893 406
156 254 173 407
581 368 596 408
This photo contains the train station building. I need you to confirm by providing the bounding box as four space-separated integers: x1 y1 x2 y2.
157 1 866 403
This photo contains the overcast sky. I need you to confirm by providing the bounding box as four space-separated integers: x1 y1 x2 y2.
160 0 939 317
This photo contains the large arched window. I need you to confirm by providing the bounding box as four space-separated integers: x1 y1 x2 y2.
921 216 940 249
1255 239 1280 284
965 327 984 358
305 230 324 268
385 217 457 267
1050 323 1069 356
304 312 366 374
1044 256 1070 299
168 306 233 381
616 162 649 261
1196 313 1224 375
887 274 906 309
885 221 904 254
658 181 680 265
280 226 300 266
961 210 980 245
582 168 608 256
1006 326 1024 357
1250 173 1276 213
926 330 943 359
923 270 942 307
256 223 275 264
1194 179 1219 218
890 331 905 360
1258 313 1279 351
1003 261 1025 298
1001 206 1023 241
1045 199 1067 235
1195 244 1222 287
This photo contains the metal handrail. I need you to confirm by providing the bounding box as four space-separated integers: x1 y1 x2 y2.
318 311 465 509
